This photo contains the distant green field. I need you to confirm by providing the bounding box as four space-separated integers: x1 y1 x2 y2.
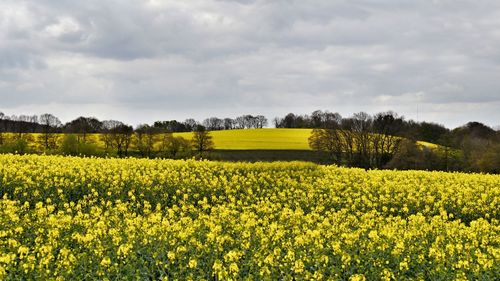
174 128 313 150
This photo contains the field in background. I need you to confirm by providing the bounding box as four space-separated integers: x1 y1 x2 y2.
3 129 443 151
177 129 441 151
174 128 313 150
2 129 314 151
0 154 498 279
1 129 444 164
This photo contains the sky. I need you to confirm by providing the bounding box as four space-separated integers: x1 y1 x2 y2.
1 0 499 129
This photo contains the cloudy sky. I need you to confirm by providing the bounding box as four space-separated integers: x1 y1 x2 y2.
1 0 499 128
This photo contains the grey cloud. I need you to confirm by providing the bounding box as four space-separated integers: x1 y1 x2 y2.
0 48 45 70
1 0 500 128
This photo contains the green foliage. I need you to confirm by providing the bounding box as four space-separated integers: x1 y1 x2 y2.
476 144 500 174
386 140 465 171
61 134 99 156
0 137 30 154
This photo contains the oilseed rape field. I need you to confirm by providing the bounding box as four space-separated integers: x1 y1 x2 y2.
6 129 314 151
174 129 313 150
0 154 499 280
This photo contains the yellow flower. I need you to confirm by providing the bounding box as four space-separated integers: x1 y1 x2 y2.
100 257 111 267
188 259 197 269
293 260 304 274
212 259 223 271
349 274 366 281
229 263 239 274
399 260 409 271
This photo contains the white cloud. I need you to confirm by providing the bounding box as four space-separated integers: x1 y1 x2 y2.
43 17 81 38
0 0 499 128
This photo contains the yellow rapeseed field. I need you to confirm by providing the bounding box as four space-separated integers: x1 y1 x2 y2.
0 154 498 280
4 129 440 152
7 129 314 151
174 129 313 150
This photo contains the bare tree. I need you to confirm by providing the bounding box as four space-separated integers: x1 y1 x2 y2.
340 118 356 166
101 120 124 153
112 124 133 157
233 114 267 129
160 133 191 158
244 115 256 128
0 112 5 145
223 118 235 130
323 112 342 129
38 113 62 150
135 124 159 157
372 112 404 168
183 118 198 132
309 128 344 164
12 115 25 138
203 117 224 130
255 115 268 128
273 117 283 128
351 112 373 168
29 115 38 132
310 110 331 128
192 125 214 154
235 116 246 129
64 116 103 142
282 113 297 128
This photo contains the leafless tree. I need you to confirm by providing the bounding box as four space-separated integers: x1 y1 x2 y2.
273 117 282 128
255 115 268 128
38 113 62 150
234 116 246 129
161 133 191 158
223 118 235 130
351 112 373 168
203 117 224 130
101 120 119 151
0 112 5 145
309 128 343 164
64 116 103 142
340 118 356 166
112 124 133 157
371 112 404 167
183 118 198 131
135 124 159 157
192 125 214 154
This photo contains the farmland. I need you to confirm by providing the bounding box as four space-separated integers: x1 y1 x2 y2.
2 129 314 152
174 129 313 150
0 154 498 280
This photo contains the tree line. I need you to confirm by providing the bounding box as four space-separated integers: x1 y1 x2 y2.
308 111 403 169
276 110 453 144
0 113 268 134
1 110 498 173
0 113 267 158
0 112 217 158
291 110 499 173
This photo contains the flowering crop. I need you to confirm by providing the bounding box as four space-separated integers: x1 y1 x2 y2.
0 154 498 280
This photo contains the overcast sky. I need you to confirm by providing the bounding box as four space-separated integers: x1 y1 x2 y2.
1 0 499 128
